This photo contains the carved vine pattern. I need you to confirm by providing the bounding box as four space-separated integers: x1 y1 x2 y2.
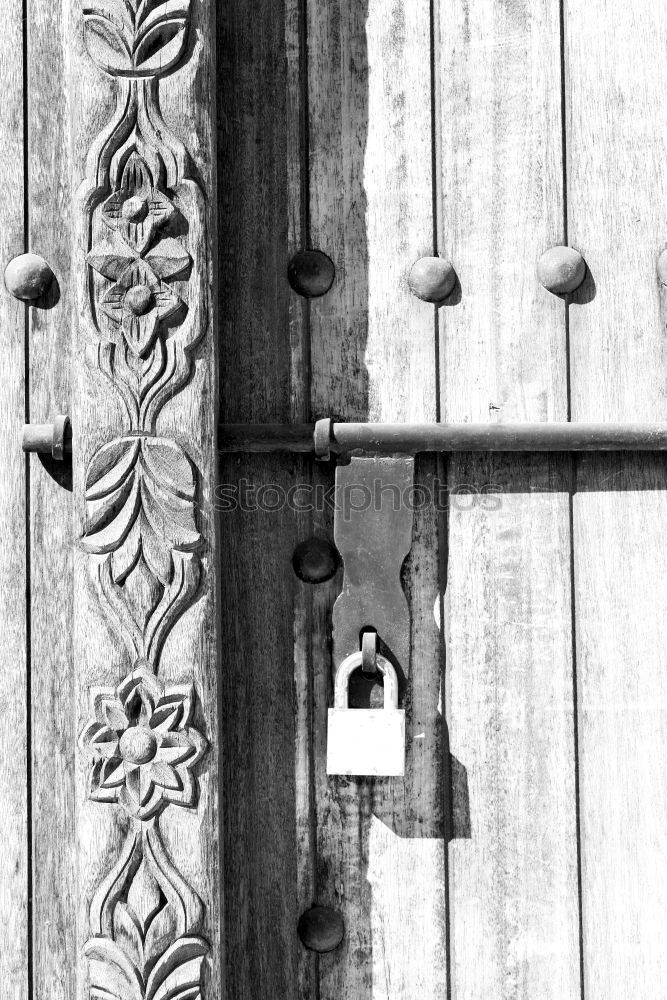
77 3 210 998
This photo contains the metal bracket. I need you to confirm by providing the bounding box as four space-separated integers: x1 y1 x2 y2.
332 456 414 704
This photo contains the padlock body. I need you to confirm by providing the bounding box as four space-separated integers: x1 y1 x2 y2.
327 708 405 776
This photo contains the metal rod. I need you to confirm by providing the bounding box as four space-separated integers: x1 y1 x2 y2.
23 419 667 458
218 420 667 455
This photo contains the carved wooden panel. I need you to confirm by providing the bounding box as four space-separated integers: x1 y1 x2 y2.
72 2 219 997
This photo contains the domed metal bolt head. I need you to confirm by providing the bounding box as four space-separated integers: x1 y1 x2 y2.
292 537 339 584
298 906 345 953
288 250 335 298
657 248 667 286
537 246 586 294
4 253 54 301
408 256 457 303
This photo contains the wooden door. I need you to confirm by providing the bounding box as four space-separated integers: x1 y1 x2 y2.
1 2 666 999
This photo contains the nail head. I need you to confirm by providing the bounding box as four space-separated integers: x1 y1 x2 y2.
292 537 338 584
537 246 586 294
408 256 456 303
298 906 345 953
4 253 54 301
288 250 335 298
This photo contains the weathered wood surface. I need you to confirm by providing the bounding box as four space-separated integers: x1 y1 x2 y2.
567 4 667 997
28 0 76 996
69 2 221 997
438 2 581 997
0 0 28 994
4 2 667 998
217 0 300 996
308 1 448 997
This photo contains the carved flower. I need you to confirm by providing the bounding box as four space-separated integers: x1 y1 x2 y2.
80 667 207 820
100 258 183 356
100 153 175 254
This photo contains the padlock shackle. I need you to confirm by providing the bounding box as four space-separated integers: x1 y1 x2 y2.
333 651 399 710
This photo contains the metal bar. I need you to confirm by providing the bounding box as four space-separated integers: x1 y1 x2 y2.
218 420 667 454
23 419 667 457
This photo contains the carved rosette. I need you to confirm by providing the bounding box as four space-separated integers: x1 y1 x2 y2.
77 3 211 998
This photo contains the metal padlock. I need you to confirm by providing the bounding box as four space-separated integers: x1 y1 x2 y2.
327 651 405 776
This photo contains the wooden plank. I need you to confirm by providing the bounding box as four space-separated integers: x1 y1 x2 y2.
27 0 77 995
437 1 581 997
217 1 300 996
566 5 667 997
308 1 447 996
69 2 221 997
0 0 28 993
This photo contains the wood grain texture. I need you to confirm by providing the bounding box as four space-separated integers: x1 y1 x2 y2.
308 1 448 996
0 0 28 994
27 0 77 995
217 0 300 996
438 1 581 997
69 2 221 997
566 4 667 996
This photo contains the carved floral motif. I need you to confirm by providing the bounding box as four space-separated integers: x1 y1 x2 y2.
78 0 211 996
83 0 191 78
84 819 207 1000
81 667 207 820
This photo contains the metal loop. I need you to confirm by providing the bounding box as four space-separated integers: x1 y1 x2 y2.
333 650 399 711
361 630 378 675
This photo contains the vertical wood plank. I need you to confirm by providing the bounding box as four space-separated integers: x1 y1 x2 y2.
217 1 300 996
567 5 667 997
308 2 447 996
27 0 76 994
69 2 221 997
438 1 581 997
0 0 28 993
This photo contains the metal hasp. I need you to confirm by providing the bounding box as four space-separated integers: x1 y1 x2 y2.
328 456 413 777
219 418 667 454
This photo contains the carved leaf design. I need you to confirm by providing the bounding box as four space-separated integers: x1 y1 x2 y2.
84 0 191 78
144 937 207 1000
134 20 189 75
84 14 133 75
145 238 191 280
137 0 191 34
83 436 199 586
85 820 207 999
85 937 144 1000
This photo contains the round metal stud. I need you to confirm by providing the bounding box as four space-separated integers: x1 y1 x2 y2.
4 252 54 301
297 906 345 953
288 250 335 298
292 537 339 584
657 248 667 286
408 256 456 303
537 246 586 294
